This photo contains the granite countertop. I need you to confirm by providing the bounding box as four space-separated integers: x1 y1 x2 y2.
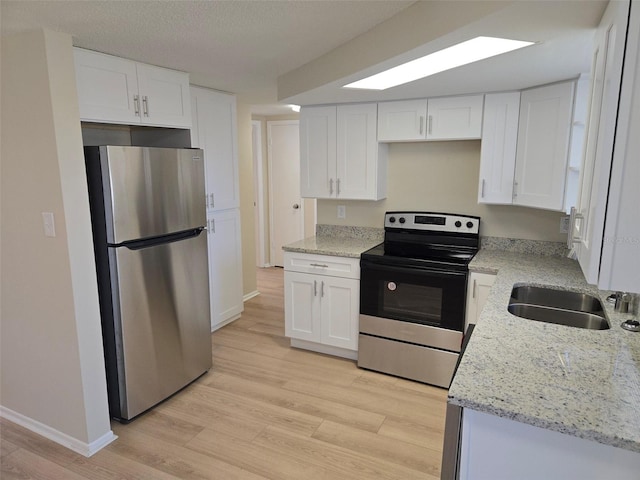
282 225 383 258
449 249 640 453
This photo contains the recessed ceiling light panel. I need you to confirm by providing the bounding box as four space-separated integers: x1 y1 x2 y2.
343 36 535 90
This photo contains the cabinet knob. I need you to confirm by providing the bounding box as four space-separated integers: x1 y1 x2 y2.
293 203 300 209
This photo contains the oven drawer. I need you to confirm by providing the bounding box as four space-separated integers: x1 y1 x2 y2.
358 334 459 388
284 252 360 279
359 314 462 352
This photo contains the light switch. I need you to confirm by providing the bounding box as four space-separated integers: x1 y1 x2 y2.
42 212 56 237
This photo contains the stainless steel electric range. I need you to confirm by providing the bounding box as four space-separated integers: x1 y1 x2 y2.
358 211 480 388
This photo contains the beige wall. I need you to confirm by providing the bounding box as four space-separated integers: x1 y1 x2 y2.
317 141 566 242
1 30 111 446
237 102 258 296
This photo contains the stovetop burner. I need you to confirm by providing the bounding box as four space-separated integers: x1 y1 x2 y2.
361 211 480 270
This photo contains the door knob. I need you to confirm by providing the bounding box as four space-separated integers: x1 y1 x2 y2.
293 204 300 209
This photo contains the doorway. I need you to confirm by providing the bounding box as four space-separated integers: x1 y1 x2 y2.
267 120 303 267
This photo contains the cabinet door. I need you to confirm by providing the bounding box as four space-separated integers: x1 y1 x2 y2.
320 276 359 351
284 271 321 342
136 63 191 128
377 99 428 141
513 82 574 211
427 95 484 140
74 48 140 125
598 0 639 291
478 92 520 204
336 103 380 200
300 106 337 198
207 209 244 331
191 87 240 211
465 272 496 332
575 0 629 284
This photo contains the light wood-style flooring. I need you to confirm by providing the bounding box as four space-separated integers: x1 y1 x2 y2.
1 267 447 479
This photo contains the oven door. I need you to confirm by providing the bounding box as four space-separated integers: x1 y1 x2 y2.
360 258 467 332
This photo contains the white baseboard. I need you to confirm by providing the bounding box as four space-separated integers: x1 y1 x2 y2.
0 405 117 457
243 290 260 302
290 339 358 360
211 313 242 332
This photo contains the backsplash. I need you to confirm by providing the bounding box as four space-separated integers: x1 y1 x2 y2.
480 236 568 257
316 224 383 242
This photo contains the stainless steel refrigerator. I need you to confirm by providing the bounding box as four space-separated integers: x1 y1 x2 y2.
85 145 212 422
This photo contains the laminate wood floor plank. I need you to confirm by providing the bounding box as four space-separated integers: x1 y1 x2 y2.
160 382 323 437
205 372 386 433
1 448 90 480
68 448 181 480
254 425 437 480
0 267 447 479
186 426 348 480
109 428 269 480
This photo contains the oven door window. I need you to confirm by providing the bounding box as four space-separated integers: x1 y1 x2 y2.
360 260 466 331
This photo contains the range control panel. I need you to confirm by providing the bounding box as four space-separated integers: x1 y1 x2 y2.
384 211 480 235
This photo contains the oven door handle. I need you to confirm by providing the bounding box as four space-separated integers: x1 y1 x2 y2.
360 260 468 278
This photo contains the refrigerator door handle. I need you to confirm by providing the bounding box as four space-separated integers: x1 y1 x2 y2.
112 227 204 250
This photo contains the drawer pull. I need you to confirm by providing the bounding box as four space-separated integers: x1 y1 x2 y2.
310 263 329 268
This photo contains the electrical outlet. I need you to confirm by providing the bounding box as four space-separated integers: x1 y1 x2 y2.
337 205 346 219
560 216 570 234
42 212 56 237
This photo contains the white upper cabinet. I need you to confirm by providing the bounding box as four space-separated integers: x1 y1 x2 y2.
190 87 239 211
512 81 575 211
574 0 637 291
377 95 483 142
478 92 520 204
74 48 191 128
300 103 387 200
300 106 337 198
377 99 427 141
426 95 483 140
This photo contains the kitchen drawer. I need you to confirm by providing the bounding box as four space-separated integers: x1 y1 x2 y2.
284 252 360 279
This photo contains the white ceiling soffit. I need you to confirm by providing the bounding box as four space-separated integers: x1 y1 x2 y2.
279 0 608 106
0 0 415 106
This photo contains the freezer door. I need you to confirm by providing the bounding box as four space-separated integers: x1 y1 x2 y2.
109 231 211 420
101 146 206 243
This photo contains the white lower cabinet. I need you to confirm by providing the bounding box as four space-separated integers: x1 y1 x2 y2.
459 409 640 480
284 252 359 359
465 272 496 332
207 209 243 331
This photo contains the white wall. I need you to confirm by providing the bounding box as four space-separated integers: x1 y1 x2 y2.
318 140 566 242
1 29 113 453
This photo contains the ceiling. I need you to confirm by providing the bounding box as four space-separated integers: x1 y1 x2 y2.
1 1 608 115
0 0 414 115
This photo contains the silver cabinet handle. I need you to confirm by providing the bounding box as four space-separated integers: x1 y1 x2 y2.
513 181 518 199
320 281 325 298
419 116 424 135
210 193 215 209
142 95 149 117
481 179 486 198
428 115 433 135
134 94 140 116
473 279 477 299
336 178 340 196
210 218 215 233
329 178 334 195
313 280 317 297
310 263 328 268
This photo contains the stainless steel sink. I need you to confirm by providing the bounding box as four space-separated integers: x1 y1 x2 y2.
508 286 609 330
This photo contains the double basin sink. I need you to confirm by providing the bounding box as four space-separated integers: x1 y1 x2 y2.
508 286 609 330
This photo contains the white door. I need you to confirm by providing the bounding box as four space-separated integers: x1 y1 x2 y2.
320 276 359 351
268 120 303 267
284 271 320 342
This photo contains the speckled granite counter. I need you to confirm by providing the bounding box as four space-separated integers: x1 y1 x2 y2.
449 249 640 453
282 225 383 258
